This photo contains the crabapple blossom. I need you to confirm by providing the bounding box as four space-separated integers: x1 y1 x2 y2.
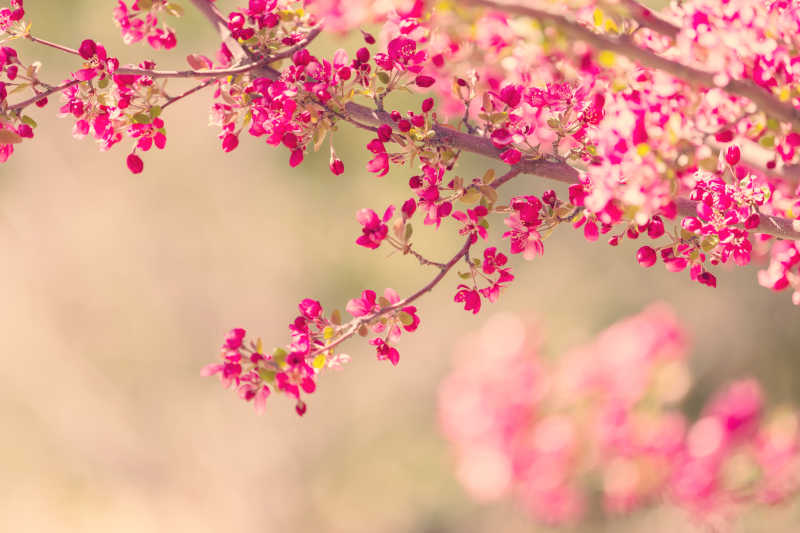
0 0 799 461
439 307 800 526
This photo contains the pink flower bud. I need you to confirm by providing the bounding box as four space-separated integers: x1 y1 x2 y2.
725 145 740 166
78 39 96 60
647 216 665 239
637 246 657 267
744 213 760 229
415 75 435 87
126 153 143 174
421 97 434 113
329 158 344 175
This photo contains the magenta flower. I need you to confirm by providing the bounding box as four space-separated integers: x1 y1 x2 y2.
454 284 481 314
346 289 380 317
355 205 394 249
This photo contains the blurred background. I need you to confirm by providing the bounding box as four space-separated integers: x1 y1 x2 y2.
1 2 799 532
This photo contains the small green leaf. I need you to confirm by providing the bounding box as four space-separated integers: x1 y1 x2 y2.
459 188 481 204
20 115 37 128
165 2 184 16
404 223 413 241
376 71 390 84
258 368 276 382
701 235 719 252
272 347 287 366
331 309 341 325
478 185 498 203
98 77 109 89
149 105 162 118
132 113 151 124
378 296 390 308
398 311 414 326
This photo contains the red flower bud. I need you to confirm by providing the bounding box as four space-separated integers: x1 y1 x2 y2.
637 246 657 267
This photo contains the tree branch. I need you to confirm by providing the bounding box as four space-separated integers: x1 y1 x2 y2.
188 0 249 65
8 79 81 111
466 0 800 132
617 0 680 39
115 25 323 79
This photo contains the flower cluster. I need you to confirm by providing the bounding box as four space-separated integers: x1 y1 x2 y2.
203 298 332 415
347 288 419 366
206 286 420 414
759 240 800 304
439 307 800 526
113 0 179 50
635 165 768 287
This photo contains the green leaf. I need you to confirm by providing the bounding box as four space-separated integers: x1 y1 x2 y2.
272 347 287 366
398 311 414 326
20 115 37 128
404 223 413 241
459 188 481 204
376 71 390 84
701 235 719 252
477 185 498 203
165 2 184 16
149 105 162 118
98 77 109 89
258 368 276 382
132 113 151 124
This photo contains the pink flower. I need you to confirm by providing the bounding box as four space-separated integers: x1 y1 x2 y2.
346 289 380 317
454 284 481 314
355 205 394 249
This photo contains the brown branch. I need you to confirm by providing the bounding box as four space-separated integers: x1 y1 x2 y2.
466 0 800 132
8 79 81 111
617 0 680 39
188 0 249 65
191 3 799 241
162 79 215 109
307 235 475 359
26 35 81 56
115 25 323 79
341 98 800 239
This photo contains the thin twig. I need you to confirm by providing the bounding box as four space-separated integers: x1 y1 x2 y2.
115 25 323 79
306 236 475 359
162 79 215 109
8 79 81 111
26 35 81 56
